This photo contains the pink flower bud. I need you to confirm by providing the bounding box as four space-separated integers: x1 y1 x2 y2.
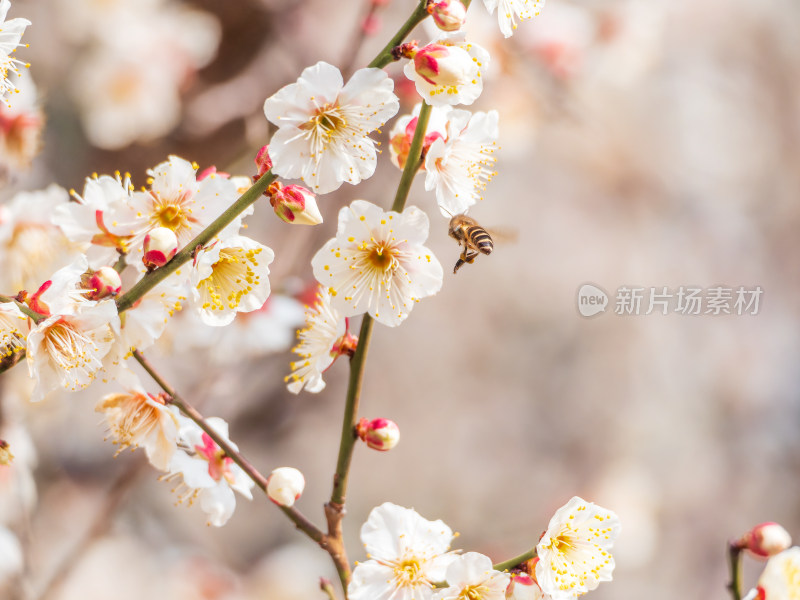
742 523 792 559
357 418 400 451
197 166 229 181
413 43 473 87
427 0 467 32
267 182 323 225
255 145 273 178
143 227 179 269
267 467 305 507
84 266 122 300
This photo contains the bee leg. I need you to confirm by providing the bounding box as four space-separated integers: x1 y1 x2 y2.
453 249 478 274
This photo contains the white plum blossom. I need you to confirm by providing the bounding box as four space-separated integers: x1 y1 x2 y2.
482 0 546 38
285 286 349 394
0 184 80 293
190 235 274 327
165 416 254 527
348 502 456 600
755 546 800 599
113 156 251 266
96 374 180 471
404 36 490 107
424 108 499 216
263 61 399 194
0 0 30 103
433 552 510 600
52 172 136 269
535 497 620 600
311 200 444 327
25 259 119 402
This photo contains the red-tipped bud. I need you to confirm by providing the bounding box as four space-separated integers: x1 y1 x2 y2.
143 227 179 269
412 43 473 87
741 523 792 559
267 467 305 507
255 145 273 178
0 439 13 466
427 0 467 32
266 182 323 225
84 266 122 300
357 418 400 451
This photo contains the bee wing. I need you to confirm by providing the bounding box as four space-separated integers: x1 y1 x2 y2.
483 226 519 246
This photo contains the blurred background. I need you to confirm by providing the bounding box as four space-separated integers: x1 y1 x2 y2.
1 0 800 598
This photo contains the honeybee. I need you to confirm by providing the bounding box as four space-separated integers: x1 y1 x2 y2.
448 214 494 274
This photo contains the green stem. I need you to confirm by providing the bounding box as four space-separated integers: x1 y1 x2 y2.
0 295 45 323
330 315 375 506
727 541 743 600
131 350 325 545
368 1 429 69
115 172 275 314
391 102 432 213
493 548 538 572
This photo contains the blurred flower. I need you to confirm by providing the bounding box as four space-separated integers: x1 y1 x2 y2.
433 552 510 600
403 36 490 107
349 502 456 600
0 71 41 174
263 61 399 194
190 235 274 327
286 286 349 394
267 467 305 507
97 376 180 471
311 200 444 327
0 0 30 103
0 525 23 588
0 184 80 293
424 108 499 216
0 439 11 466
482 0 545 38
166 416 253 527
754 547 800 599
535 497 620 600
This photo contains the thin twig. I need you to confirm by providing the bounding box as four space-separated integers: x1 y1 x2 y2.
727 540 743 600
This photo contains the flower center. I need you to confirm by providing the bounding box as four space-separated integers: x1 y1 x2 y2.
303 104 347 138
393 557 424 588
99 392 163 451
197 247 263 312
43 318 98 372
148 191 198 240
194 433 233 483
367 242 395 271
0 313 25 359
458 584 487 600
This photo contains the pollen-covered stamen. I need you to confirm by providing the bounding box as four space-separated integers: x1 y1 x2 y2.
434 139 497 200
298 102 365 158
98 391 167 453
196 247 263 312
42 317 102 373
388 556 429 590
147 189 199 241
0 311 25 359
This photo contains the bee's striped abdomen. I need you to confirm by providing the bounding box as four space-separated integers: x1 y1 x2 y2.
467 226 493 255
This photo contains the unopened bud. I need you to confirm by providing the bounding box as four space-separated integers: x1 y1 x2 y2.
84 266 122 300
413 43 474 87
357 417 400 451
390 116 443 170
267 182 323 225
742 523 792 559
0 440 13 466
267 467 305 507
427 0 467 32
143 227 179 269
255 145 273 178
